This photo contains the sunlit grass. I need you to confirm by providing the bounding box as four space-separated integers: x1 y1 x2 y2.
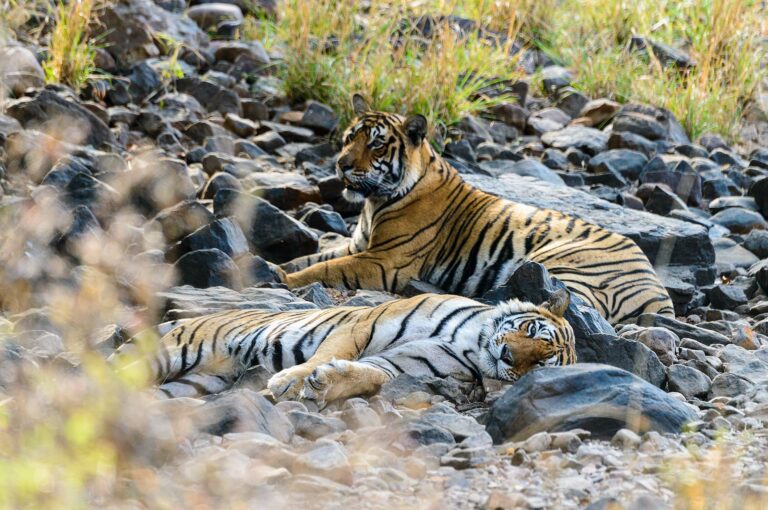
42 0 100 92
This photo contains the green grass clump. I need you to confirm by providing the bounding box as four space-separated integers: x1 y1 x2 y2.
246 0 526 134
247 0 766 140
42 0 100 93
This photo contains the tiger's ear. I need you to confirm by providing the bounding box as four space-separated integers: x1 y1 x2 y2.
544 288 570 318
404 114 427 146
352 93 370 115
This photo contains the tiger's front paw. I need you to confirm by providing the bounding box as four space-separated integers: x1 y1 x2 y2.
267 366 310 401
299 360 353 404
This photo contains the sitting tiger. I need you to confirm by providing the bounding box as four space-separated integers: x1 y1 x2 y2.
109 291 576 402
278 94 674 324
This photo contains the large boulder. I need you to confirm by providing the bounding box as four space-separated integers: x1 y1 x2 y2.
485 364 698 443
214 189 318 263
7 90 115 148
463 174 715 277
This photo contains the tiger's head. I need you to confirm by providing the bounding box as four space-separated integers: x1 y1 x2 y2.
479 288 577 382
336 94 430 203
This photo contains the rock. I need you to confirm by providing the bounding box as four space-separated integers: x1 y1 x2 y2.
174 248 242 289
667 364 711 399
340 406 381 430
485 364 698 443
491 103 528 130
640 169 702 207
577 334 666 387
176 77 242 116
630 36 696 69
748 177 768 218
744 230 768 258
644 185 688 216
295 283 334 308
7 90 115 148
709 373 754 399
555 88 590 119
171 217 249 262
187 3 243 30
716 237 759 273
214 190 318 263
711 208 766 234
709 196 758 214
292 440 353 485
637 314 730 346
718 344 768 384
378 374 469 406
190 389 293 441
479 159 565 186
213 41 269 66
421 404 486 441
624 327 678 365
463 174 714 269
98 0 206 67
301 207 349 236
707 285 748 310
588 150 648 181
541 65 572 92
613 112 666 140
607 131 657 157
151 200 215 244
576 98 621 127
611 428 642 449
202 172 243 200
287 411 346 440
300 101 338 134
541 126 609 155
541 149 569 170
0 46 45 96
387 420 456 450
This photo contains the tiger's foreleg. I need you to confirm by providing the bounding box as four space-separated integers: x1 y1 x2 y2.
282 253 401 291
267 323 373 401
285 339 482 405
280 243 354 272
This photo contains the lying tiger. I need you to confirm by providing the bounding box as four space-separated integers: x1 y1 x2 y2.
110 291 576 402
278 95 674 324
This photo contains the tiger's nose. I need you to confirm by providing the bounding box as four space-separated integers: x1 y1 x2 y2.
500 344 513 364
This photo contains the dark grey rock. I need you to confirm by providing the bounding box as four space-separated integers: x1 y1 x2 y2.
151 200 215 244
541 149 569 170
191 388 293 441
485 364 698 442
7 90 115 148
174 248 242 289
744 230 768 258
710 208 766 234
667 364 711 399
171 217 249 262
214 189 318 264
202 172 243 200
709 373 754 399
378 374 470 406
287 410 346 440
577 334 666 387
300 101 338 134
541 126 608 155
613 112 666 140
301 207 348 236
187 2 243 30
748 177 768 218
630 36 696 69
717 237 759 273
644 185 688 216
607 131 657 157
541 65 572 92
479 159 564 186
637 314 730 346
707 285 748 310
176 77 242 116
463 174 714 268
0 46 45 96
588 149 648 181
387 420 456 450
295 282 334 308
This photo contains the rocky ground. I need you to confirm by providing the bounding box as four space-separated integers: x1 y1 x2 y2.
2 1 768 508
